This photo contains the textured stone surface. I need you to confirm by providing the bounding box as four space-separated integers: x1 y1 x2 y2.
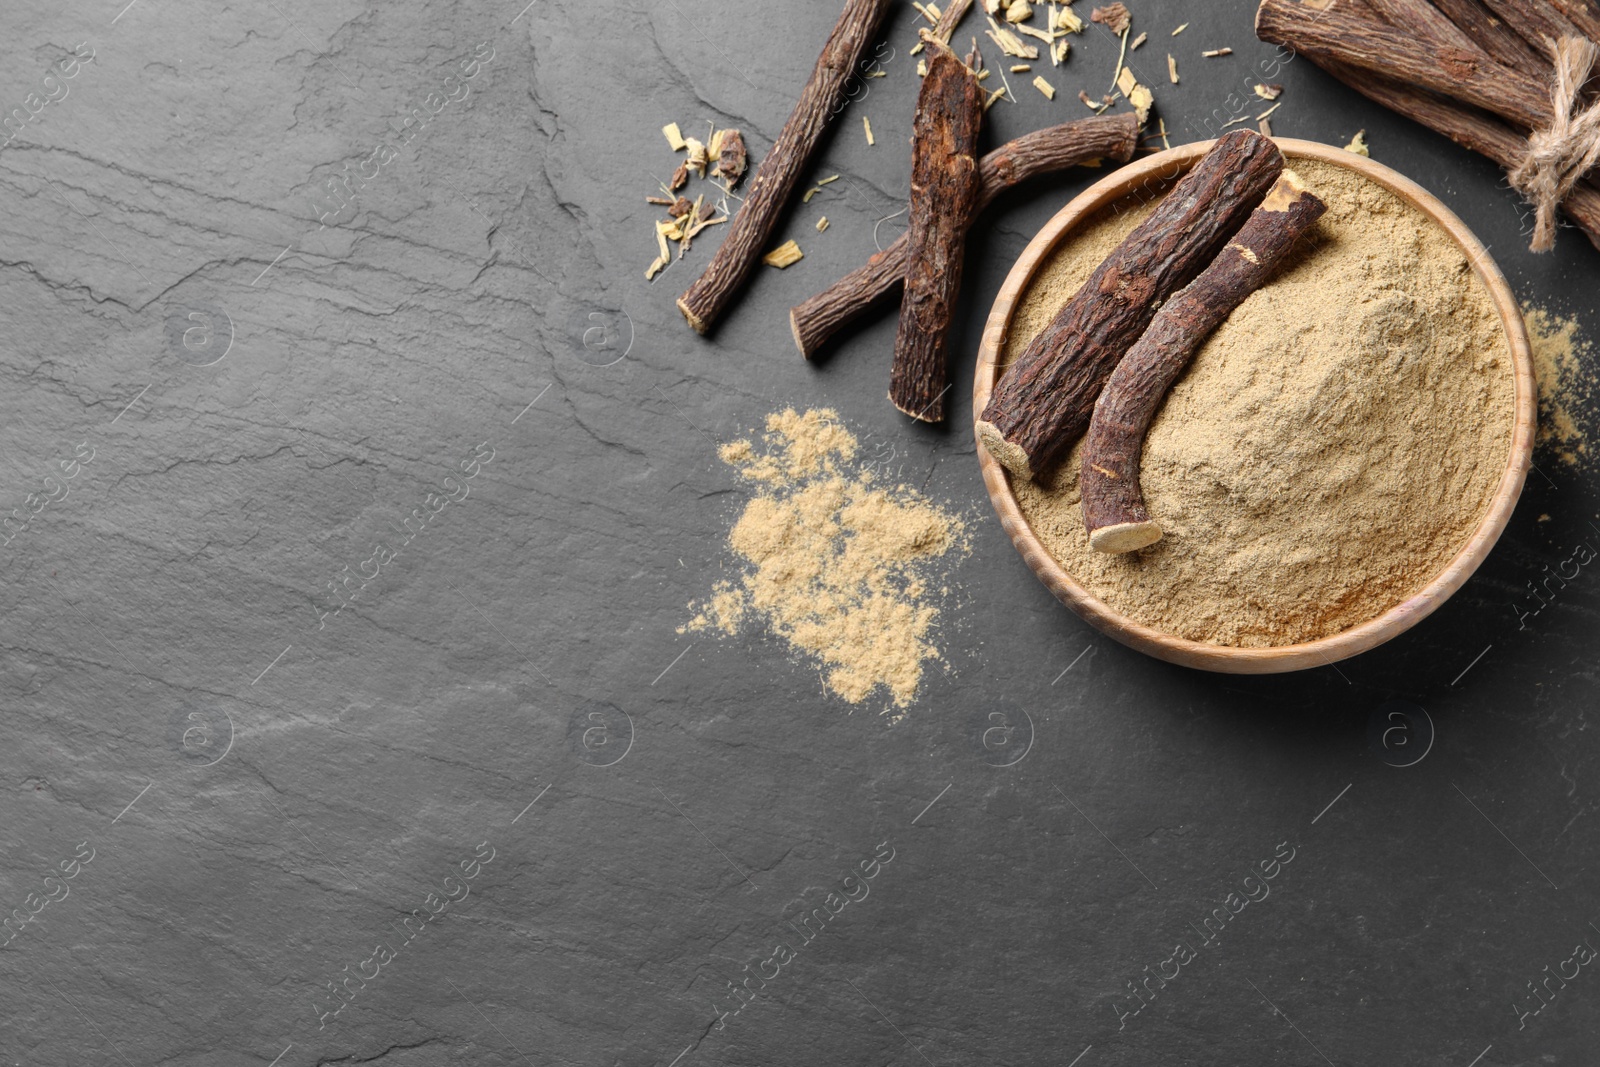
0 0 1597 1064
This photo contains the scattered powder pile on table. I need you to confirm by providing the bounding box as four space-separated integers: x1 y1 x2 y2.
1524 305 1594 467
684 408 965 709
1006 158 1515 647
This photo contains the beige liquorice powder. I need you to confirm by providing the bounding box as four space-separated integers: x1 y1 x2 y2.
1005 158 1516 647
1524 304 1594 467
684 409 966 709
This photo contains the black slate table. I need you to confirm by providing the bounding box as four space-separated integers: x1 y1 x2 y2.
0 1 1597 1065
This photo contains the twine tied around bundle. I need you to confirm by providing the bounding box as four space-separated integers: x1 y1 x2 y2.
1510 35 1600 253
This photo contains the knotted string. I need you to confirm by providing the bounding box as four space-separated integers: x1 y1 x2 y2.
1509 35 1600 253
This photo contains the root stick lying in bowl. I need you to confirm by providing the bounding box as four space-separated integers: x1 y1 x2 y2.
1080 170 1328 553
977 129 1285 480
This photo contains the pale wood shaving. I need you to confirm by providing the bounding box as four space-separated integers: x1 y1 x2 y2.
1253 83 1283 100
646 255 668 280
863 116 875 145
684 137 709 177
995 64 1017 104
762 239 804 268
1016 22 1056 42
986 18 1039 58
1171 22 1187 35
816 216 829 233
1345 129 1370 156
984 86 1008 109
1011 63 1032 72
1053 4 1084 32
663 122 686 151
1004 0 1033 23
918 59 928 76
684 213 726 239
1130 31 1147 49
1052 38 1070 64
1167 53 1178 83
1032 74 1056 99
1201 47 1233 57
1105 24 1130 98
1128 82 1153 122
1259 117 1273 137
1256 101 1282 121
1115 66 1152 122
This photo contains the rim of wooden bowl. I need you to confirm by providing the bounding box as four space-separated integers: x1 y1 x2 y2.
971 137 1536 674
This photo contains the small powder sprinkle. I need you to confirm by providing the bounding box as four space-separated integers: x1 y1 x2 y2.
1005 158 1515 647
683 409 966 709
1524 304 1594 466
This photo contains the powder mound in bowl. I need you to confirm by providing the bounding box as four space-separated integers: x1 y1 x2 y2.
684 408 967 710
1004 157 1516 647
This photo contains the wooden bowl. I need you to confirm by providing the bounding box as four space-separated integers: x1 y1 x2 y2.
972 138 1536 673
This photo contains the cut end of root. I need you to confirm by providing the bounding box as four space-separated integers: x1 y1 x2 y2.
976 420 1034 479
790 308 815 360
1088 520 1163 554
676 297 709 335
891 391 945 423
1261 168 1309 212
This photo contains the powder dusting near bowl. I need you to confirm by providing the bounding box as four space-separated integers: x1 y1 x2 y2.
1524 303 1596 467
1002 157 1516 647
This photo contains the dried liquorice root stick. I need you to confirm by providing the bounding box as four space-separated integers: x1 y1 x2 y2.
1368 0 1587 87
1259 0 1600 250
1254 0 1551 131
1364 0 1481 50
1081 172 1328 553
1551 0 1600 41
789 113 1140 358
1477 0 1589 51
976 129 1285 481
1433 0 1558 70
675 0 892 334
1316 58 1600 249
890 36 984 423
932 0 976 41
